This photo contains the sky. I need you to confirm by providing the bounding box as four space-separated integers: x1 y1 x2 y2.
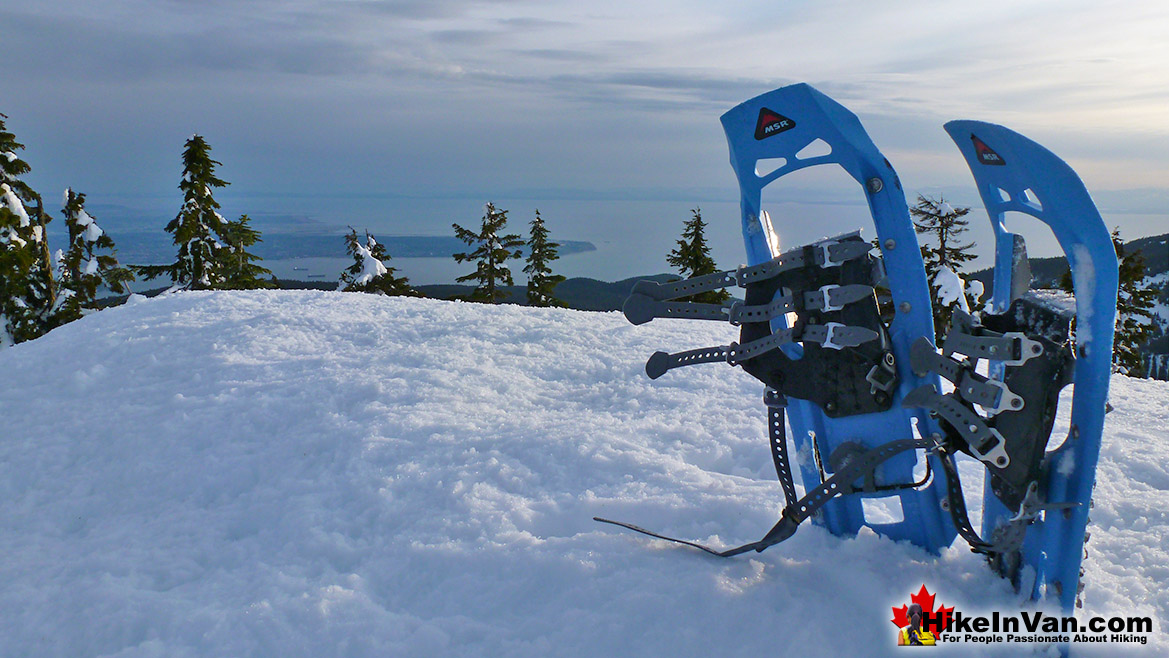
3 0 1168 278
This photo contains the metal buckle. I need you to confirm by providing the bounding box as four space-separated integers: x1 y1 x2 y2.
816 284 844 311
822 322 846 350
980 378 1025 416
816 241 841 267
1001 332 1044 366
970 427 1011 469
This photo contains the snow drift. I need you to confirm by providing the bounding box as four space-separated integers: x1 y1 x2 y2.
2 291 1165 656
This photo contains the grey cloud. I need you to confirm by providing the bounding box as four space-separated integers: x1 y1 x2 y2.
510 49 607 63
430 29 501 46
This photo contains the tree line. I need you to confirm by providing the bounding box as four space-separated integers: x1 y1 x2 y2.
1 114 1156 374
0 122 574 346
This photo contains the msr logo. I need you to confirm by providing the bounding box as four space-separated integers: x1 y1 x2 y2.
971 134 1006 166
755 108 796 140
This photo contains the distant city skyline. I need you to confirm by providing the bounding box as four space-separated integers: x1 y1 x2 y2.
5 0 1168 279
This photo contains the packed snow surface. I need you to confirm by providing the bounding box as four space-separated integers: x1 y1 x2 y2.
2 291 1166 656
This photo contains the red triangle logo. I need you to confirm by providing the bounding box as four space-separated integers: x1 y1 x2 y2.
755 107 796 140
971 134 1006 166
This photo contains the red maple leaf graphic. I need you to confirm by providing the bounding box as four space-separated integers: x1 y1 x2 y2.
890 584 955 635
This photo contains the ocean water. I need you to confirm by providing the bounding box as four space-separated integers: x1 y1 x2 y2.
58 185 1093 289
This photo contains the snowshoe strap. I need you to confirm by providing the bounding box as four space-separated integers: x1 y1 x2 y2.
594 433 930 557
909 338 1024 415
765 388 798 508
901 385 1010 468
943 331 1044 367
624 275 874 328
642 322 879 379
629 270 739 302
623 296 736 325
937 450 993 552
628 232 872 304
644 346 733 380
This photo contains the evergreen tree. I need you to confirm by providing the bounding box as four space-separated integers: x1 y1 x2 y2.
137 135 230 290
666 207 729 304
218 214 274 289
54 189 133 321
910 194 979 339
523 209 566 307
452 202 524 303
338 228 417 295
0 113 55 346
1060 228 1155 375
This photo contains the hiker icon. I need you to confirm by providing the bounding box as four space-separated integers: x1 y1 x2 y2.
897 603 936 646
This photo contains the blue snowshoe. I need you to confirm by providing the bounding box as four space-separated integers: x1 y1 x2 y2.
941 120 1118 613
597 84 1118 619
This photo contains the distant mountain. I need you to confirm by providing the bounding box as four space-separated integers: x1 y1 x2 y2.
415 274 676 311
107 274 677 314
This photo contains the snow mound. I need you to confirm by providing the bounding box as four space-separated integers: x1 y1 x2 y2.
1 291 1165 656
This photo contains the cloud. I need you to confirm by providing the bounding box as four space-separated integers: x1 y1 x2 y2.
2 0 1167 251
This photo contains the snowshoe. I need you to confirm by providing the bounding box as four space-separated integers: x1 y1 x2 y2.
597 83 1118 620
942 120 1118 612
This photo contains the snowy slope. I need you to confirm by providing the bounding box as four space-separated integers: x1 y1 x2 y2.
1 291 1165 657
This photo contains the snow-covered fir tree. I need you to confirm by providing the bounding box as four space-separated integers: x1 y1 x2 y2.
217 214 274 290
0 113 56 346
523 209 565 307
1061 228 1156 375
452 202 524 303
338 228 416 296
666 207 729 304
137 135 231 290
54 189 133 322
910 194 980 339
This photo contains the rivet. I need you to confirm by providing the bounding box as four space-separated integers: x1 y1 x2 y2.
899 301 911 314
884 238 896 250
867 178 884 194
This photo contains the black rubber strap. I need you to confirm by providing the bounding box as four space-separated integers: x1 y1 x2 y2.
938 451 993 551
766 391 797 508
595 435 929 557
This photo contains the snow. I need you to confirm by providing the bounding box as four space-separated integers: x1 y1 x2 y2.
934 264 970 312
83 220 104 243
338 236 388 290
967 278 985 306
1028 288 1078 317
1 291 1166 656
2 182 30 227
1070 244 1096 347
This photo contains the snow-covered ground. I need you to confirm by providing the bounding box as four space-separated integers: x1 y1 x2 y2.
2 291 1165 656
